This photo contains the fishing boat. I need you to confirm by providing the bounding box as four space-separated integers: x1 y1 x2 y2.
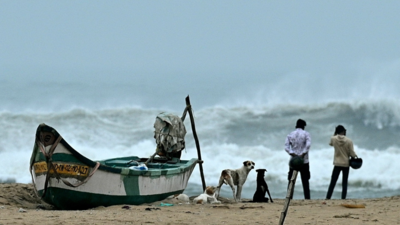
29 97 206 210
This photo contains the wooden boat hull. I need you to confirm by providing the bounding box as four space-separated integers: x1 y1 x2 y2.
30 124 198 210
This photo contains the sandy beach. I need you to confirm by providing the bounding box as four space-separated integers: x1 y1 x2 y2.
0 183 399 225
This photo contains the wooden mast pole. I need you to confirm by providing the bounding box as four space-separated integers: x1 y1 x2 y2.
182 95 206 191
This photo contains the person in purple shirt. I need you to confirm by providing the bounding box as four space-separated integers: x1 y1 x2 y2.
285 119 311 199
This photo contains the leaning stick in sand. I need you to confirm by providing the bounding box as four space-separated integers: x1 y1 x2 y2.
279 170 298 225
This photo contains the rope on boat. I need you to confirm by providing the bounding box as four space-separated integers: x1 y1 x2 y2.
52 161 100 188
32 134 100 198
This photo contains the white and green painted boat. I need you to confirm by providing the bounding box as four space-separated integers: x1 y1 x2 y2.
30 123 200 210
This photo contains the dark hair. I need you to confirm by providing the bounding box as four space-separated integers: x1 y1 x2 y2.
295 119 307 129
334 125 346 135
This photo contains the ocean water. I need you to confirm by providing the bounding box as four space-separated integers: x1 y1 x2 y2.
1 74 400 200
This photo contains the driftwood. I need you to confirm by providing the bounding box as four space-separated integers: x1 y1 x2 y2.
279 170 298 225
240 205 264 210
212 205 230 209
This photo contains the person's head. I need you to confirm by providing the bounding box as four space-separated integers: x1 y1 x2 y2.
295 119 307 130
334 125 346 135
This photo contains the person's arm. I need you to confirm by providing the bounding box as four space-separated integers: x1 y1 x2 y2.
301 132 311 157
329 136 334 146
348 139 357 158
285 135 295 156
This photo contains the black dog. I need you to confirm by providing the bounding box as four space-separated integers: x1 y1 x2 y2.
253 169 273 203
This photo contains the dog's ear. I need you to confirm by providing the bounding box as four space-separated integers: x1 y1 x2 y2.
205 187 215 195
243 160 255 166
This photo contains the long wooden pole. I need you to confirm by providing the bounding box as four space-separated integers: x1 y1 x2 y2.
279 170 298 225
184 96 206 191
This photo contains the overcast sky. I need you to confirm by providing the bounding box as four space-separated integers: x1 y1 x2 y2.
1 1 400 108
2 1 399 73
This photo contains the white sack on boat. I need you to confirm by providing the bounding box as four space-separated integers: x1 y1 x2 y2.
153 113 186 154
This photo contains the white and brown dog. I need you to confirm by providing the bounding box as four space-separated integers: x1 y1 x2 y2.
216 160 255 202
193 186 221 204
167 193 190 203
